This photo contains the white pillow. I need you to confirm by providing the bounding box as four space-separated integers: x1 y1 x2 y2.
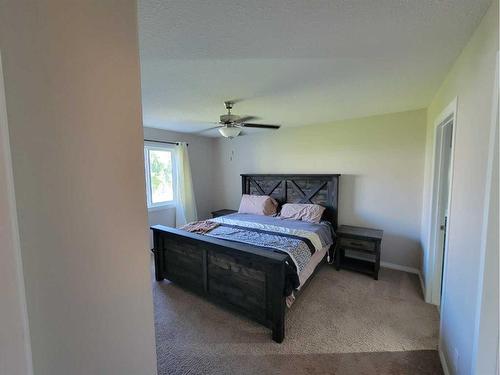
238 194 278 216
280 203 325 223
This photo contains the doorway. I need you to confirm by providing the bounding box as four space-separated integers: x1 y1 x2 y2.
429 99 457 307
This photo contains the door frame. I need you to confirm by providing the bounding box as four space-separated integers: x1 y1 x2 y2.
0 50 34 374
426 97 458 306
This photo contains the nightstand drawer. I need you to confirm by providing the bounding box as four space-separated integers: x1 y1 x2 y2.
339 238 375 252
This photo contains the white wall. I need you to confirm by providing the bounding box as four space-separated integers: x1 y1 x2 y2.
0 1 157 374
420 1 498 373
0 51 33 375
212 109 427 269
143 127 215 230
473 95 498 375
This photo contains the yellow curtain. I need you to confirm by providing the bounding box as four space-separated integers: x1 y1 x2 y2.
175 142 198 226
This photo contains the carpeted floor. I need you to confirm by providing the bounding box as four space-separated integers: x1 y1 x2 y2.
153 264 442 374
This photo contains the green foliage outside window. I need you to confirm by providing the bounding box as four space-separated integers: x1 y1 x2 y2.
148 149 173 203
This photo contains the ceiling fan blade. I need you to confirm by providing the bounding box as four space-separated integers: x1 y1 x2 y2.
237 116 258 123
197 125 224 133
227 98 245 104
241 123 281 129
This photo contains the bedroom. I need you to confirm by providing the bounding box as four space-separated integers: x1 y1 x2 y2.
0 1 498 375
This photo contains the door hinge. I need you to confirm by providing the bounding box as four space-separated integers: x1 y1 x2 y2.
440 216 448 231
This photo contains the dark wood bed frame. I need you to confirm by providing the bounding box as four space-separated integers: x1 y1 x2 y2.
151 174 340 342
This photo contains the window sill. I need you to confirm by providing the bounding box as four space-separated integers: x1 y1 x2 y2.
148 203 176 212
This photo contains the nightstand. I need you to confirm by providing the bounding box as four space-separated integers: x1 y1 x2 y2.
334 225 383 280
211 209 237 218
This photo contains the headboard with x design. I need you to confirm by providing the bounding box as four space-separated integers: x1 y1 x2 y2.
241 174 340 229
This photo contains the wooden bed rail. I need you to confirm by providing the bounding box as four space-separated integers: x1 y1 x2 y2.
152 225 288 342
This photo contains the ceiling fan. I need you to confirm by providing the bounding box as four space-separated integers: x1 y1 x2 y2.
200 101 281 138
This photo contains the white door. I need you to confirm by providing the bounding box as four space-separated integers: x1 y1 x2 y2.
430 111 455 307
436 120 453 305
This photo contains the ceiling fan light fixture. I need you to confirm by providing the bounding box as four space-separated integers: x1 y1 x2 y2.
218 127 241 138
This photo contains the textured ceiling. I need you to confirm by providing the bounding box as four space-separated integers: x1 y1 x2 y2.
139 0 492 136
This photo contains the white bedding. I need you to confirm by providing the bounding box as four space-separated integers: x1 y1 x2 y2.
210 215 325 251
298 244 328 288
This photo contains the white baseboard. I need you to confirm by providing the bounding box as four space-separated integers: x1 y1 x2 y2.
380 261 419 275
345 255 421 275
344 256 427 294
418 271 426 297
380 261 426 296
439 347 451 375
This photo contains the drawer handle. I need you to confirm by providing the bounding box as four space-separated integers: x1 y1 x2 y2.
349 241 366 247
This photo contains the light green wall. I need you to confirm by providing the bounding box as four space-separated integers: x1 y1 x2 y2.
213 109 427 269
0 1 158 374
420 0 498 373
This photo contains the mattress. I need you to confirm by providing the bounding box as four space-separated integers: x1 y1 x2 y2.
209 213 335 289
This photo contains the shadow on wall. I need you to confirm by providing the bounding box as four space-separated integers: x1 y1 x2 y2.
338 174 357 224
147 206 176 248
338 174 423 269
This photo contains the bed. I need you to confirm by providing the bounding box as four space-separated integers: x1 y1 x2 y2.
151 174 340 342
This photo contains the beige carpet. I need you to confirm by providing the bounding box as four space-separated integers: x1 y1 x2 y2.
153 264 442 374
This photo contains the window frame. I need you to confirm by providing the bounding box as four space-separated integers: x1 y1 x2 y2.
144 142 177 210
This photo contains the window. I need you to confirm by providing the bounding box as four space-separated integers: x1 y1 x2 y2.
144 143 176 208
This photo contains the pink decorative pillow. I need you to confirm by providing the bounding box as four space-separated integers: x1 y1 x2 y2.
238 194 278 216
280 203 325 223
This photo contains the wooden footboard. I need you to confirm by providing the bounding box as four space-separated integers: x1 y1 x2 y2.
152 225 288 343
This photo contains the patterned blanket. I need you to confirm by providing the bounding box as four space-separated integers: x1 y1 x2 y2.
209 214 333 286
180 213 334 296
206 223 315 275
181 220 220 234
